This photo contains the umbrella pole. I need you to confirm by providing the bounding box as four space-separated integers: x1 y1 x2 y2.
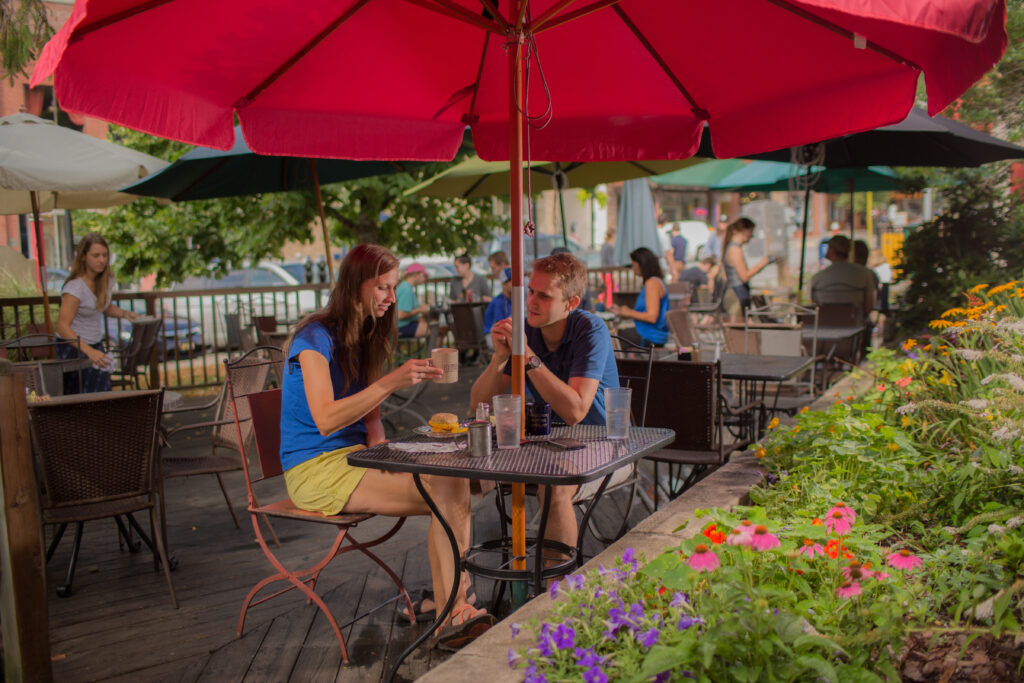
797 183 811 298
309 161 334 286
848 179 855 247
31 191 54 334
553 165 568 248
507 18 529 607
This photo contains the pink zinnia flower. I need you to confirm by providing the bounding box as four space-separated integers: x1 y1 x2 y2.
735 519 757 537
796 538 825 559
870 570 891 580
886 549 922 570
687 543 719 573
726 529 750 547
825 510 852 535
836 581 862 599
748 525 780 551
827 502 856 524
896 376 912 388
841 561 867 582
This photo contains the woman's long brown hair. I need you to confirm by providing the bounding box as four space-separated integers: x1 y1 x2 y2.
288 244 398 392
721 217 755 260
66 233 114 310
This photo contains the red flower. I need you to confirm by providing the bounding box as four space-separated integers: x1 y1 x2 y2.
702 523 726 545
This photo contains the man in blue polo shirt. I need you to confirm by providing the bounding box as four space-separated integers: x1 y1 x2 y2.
470 252 618 562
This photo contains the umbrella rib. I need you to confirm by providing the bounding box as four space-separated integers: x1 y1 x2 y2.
627 161 661 176
70 0 175 40
237 0 374 108
535 0 622 34
463 31 492 124
477 0 510 33
612 6 709 120
463 174 494 198
174 157 233 201
403 0 503 34
760 0 921 71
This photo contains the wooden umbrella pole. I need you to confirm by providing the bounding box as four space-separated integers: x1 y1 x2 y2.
508 16 527 585
31 191 55 334
309 161 334 285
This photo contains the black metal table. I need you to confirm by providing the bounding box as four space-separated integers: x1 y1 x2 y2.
806 325 864 364
348 423 673 682
720 354 813 437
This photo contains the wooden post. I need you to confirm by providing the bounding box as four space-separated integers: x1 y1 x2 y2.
0 373 52 682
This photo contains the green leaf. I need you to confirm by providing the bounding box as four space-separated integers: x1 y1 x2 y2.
795 654 839 683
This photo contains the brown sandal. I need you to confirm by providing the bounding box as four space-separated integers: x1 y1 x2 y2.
434 604 494 651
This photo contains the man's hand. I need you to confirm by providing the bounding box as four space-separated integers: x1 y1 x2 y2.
490 318 513 358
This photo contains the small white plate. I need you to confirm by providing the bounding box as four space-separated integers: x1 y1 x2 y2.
414 425 468 438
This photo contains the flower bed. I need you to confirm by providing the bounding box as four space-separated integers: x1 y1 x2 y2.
511 278 1024 681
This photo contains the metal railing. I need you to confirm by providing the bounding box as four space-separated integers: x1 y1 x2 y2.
2 267 640 389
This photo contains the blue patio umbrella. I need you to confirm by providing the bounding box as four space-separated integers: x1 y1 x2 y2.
612 178 661 267
711 161 900 193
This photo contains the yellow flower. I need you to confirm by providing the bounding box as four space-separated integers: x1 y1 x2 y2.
938 372 953 386
799 406 809 414
996 304 1007 312
940 308 966 319
969 283 989 294
792 426 801 434
988 282 1015 296
930 319 954 330
767 417 779 430
901 416 911 428
887 443 899 452
901 339 917 351
755 447 766 459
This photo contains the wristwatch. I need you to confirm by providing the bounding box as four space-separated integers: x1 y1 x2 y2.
526 355 543 372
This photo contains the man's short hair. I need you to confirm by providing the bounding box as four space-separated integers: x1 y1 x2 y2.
488 250 509 266
454 254 472 267
532 252 587 302
700 256 717 267
853 239 870 266
827 235 851 259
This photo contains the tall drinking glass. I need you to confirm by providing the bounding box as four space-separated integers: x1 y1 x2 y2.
604 387 632 440
492 394 522 449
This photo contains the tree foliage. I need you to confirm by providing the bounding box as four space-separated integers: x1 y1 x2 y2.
0 0 51 82
77 126 502 286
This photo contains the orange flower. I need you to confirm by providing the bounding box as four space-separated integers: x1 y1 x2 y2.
755 447 766 459
702 523 726 545
811 518 823 526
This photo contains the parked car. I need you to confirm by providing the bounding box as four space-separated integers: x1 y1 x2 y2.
105 300 203 358
46 267 70 295
398 257 456 280
168 263 321 349
479 235 600 268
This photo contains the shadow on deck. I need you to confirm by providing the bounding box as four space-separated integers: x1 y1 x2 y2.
44 367 652 682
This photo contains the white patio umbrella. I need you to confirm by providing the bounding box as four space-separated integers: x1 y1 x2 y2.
0 113 168 331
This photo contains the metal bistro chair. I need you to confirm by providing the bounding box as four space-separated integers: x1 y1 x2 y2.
161 346 283 531
383 320 440 429
618 359 763 508
12 361 46 395
231 363 414 663
448 301 491 364
110 317 163 389
29 389 177 606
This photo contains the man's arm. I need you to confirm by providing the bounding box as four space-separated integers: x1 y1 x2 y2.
526 369 599 426
469 318 512 412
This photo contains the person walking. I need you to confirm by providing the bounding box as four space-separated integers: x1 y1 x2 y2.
721 218 771 322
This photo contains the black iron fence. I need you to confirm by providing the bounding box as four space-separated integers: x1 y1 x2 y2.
2 267 640 389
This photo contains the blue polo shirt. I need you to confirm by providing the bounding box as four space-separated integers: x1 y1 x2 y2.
280 322 367 471
484 293 512 334
504 309 618 426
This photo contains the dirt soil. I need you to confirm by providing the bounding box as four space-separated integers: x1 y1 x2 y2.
901 631 1024 682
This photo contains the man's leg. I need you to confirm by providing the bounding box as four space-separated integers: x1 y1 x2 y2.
537 484 578 567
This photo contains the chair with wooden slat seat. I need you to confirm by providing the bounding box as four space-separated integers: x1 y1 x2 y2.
230 356 413 663
11 361 45 395
29 389 177 606
617 359 762 508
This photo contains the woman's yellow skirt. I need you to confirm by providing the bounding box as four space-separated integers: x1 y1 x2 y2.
283 444 368 515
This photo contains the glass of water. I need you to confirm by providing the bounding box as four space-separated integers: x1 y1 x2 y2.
492 394 522 449
604 387 632 440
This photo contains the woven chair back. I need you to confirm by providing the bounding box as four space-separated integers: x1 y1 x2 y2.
617 359 719 453
448 302 487 352
12 361 45 395
610 334 653 426
29 389 163 509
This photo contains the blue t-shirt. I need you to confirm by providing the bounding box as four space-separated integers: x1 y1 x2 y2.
280 322 368 471
484 293 512 334
671 234 688 262
504 309 619 426
633 280 669 345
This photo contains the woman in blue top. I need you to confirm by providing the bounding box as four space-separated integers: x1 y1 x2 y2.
281 244 492 648
611 247 669 347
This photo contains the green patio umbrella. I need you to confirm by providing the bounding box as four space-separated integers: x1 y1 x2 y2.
711 161 899 193
648 159 749 188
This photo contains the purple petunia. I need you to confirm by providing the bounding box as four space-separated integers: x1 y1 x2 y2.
507 648 519 668
670 592 688 608
636 626 660 649
509 622 522 639
677 615 703 631
566 574 585 591
552 623 576 650
549 580 561 599
584 666 608 683
653 672 672 683
524 663 548 683
574 647 600 668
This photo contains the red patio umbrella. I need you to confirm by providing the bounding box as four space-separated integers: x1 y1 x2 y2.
33 0 1007 600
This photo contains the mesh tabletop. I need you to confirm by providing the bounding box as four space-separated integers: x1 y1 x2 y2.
805 326 863 343
349 424 674 486
719 353 813 382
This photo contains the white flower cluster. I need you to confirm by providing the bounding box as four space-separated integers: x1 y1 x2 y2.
993 427 1022 442
1007 516 1024 529
957 349 985 361
988 523 1007 535
1008 464 1024 476
895 402 917 415
995 320 1024 335
961 399 989 410
981 373 1024 393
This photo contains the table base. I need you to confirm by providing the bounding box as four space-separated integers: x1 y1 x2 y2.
465 536 576 587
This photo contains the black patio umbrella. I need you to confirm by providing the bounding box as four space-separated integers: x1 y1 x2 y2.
121 125 435 283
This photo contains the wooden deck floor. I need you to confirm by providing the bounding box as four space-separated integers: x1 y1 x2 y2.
43 369 653 682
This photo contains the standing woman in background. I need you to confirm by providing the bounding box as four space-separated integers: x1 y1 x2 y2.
56 233 138 393
721 218 771 323
611 247 669 347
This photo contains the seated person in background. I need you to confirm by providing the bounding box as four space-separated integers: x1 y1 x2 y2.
396 263 431 338
487 250 509 280
679 255 719 291
550 246 593 311
470 252 619 568
665 223 688 282
610 247 669 348
484 267 512 335
852 239 881 295
450 254 492 303
810 235 875 319
282 244 491 648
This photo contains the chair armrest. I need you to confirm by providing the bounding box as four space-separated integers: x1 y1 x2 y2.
164 417 238 440
162 394 221 414
721 396 764 416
